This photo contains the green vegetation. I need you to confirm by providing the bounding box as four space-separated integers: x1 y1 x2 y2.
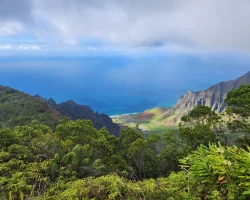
0 86 61 129
1 84 250 199
112 107 174 134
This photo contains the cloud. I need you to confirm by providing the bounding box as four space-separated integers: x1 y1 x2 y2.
0 0 32 21
0 44 47 50
0 21 25 36
0 44 11 49
1 0 250 52
0 0 33 36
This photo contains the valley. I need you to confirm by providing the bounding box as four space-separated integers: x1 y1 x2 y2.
113 71 250 133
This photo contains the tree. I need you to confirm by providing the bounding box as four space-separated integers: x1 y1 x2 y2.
147 132 184 176
119 128 143 150
128 138 155 179
56 119 98 146
180 105 220 126
225 84 250 147
0 128 20 150
226 84 250 117
179 105 219 149
13 120 51 144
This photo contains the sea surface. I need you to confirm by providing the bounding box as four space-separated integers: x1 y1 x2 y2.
0 54 250 116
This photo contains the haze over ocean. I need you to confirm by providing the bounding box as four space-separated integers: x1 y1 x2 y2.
1 53 250 116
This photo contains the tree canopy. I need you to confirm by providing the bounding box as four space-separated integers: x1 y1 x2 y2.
1 85 250 199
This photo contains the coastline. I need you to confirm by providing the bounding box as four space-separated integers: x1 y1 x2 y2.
110 112 138 118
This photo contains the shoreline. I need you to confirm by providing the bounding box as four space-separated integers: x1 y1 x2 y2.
110 112 138 118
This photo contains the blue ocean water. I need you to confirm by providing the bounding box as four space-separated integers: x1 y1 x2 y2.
0 54 250 116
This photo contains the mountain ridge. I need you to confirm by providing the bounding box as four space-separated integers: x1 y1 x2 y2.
172 71 250 114
33 95 120 136
0 87 120 136
112 71 250 129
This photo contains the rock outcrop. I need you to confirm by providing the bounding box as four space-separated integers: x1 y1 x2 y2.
162 71 250 125
175 71 250 111
113 71 250 128
33 96 120 137
49 99 120 136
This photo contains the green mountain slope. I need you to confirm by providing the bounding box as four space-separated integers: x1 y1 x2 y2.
0 85 61 128
0 85 120 136
112 107 172 134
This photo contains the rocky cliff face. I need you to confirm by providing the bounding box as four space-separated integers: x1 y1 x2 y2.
33 96 120 137
174 71 250 112
113 71 250 128
162 71 250 125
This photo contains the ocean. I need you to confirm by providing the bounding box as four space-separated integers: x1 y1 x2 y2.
0 54 249 116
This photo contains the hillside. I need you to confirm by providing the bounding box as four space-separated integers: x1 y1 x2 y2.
1 80 250 200
0 85 61 128
32 95 120 136
112 107 172 134
33 95 120 136
113 71 250 130
0 85 120 136
46 98 120 136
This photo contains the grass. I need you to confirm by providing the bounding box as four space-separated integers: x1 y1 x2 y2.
112 107 177 134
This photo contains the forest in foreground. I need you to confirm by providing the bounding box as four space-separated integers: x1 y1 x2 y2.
1 85 250 199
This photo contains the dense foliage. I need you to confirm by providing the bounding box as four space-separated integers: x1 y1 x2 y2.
0 84 250 199
0 119 185 199
0 86 61 129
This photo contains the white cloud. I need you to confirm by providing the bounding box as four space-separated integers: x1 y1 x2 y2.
0 44 12 49
87 47 96 51
30 0 250 52
1 0 250 52
0 44 47 51
0 21 25 36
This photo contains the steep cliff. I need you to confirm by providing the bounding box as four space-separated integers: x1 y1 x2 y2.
33 95 121 136
46 99 120 137
173 71 250 113
159 71 250 125
113 71 250 128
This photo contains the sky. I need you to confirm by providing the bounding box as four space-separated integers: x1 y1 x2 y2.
0 0 250 115
0 0 250 53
